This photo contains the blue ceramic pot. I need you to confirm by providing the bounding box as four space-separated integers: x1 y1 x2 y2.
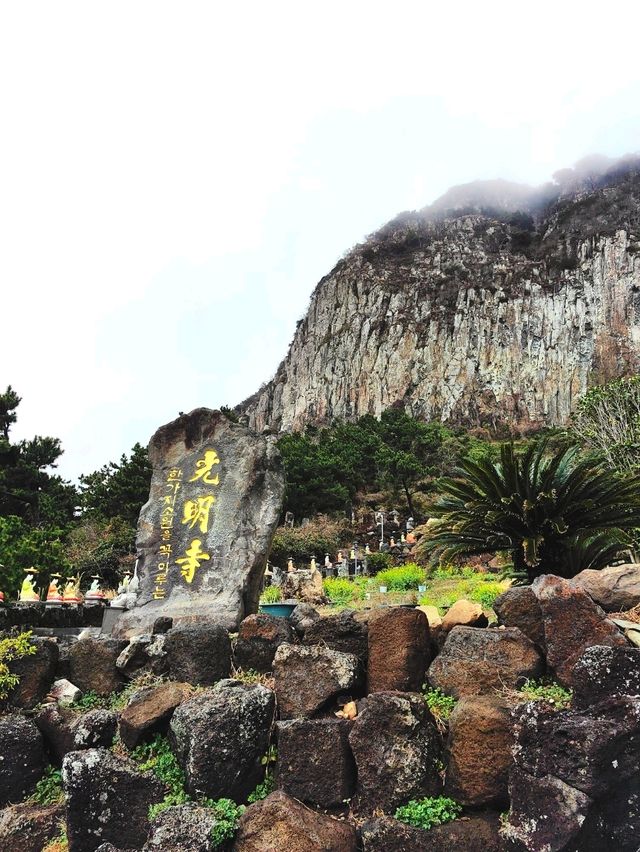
258 602 297 618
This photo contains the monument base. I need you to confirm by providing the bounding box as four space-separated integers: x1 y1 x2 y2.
112 592 249 639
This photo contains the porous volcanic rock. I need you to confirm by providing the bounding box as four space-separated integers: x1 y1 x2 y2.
572 645 640 709
119 681 192 750
115 635 153 678
276 718 355 808
348 691 442 813
280 567 326 604
143 803 223 852
445 695 515 806
568 775 640 852
35 704 77 764
5 637 59 710
114 409 284 636
440 599 488 632
427 626 543 698
62 748 164 852
69 637 127 696
572 563 640 612
0 802 65 852
0 714 46 806
289 603 320 638
164 623 231 685
170 680 275 801
360 813 502 852
532 574 628 686
232 790 357 851
367 607 430 692
303 609 369 664
71 709 117 749
273 643 362 719
493 585 545 649
233 613 296 674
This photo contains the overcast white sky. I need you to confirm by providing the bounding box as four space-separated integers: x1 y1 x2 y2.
2 1 640 481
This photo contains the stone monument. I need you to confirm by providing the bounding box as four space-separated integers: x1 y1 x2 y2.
114 408 284 636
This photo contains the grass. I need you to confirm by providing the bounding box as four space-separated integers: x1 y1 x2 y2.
422 686 456 730
259 585 282 604
395 795 462 830
517 678 572 709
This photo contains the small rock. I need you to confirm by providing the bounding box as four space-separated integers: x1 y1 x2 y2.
493 585 545 649
233 613 296 674
5 637 59 710
48 678 82 706
72 708 117 749
349 691 442 813
276 718 355 808
368 607 430 693
280 568 326 604
69 637 127 696
417 605 442 628
427 626 543 698
232 790 357 851
170 680 275 801
441 599 488 632
62 748 164 852
289 603 320 638
35 704 77 764
119 682 192 750
572 563 640 612
0 714 46 806
164 623 231 685
143 803 223 851
152 616 173 635
0 802 65 852
303 609 369 664
273 644 362 719
116 635 152 677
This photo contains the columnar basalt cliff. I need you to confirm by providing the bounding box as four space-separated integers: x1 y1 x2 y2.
241 156 640 432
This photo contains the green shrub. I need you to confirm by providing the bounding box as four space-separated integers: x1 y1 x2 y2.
28 765 64 805
365 551 392 575
203 798 246 848
395 795 462 830
518 678 572 709
422 687 456 723
148 790 190 821
269 517 350 568
247 774 274 803
0 630 36 700
131 735 186 794
323 577 361 605
469 581 505 609
69 690 105 711
260 585 282 604
376 563 426 591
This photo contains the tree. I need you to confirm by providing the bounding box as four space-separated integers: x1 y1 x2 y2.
79 443 152 527
571 376 640 473
0 386 21 441
421 442 640 581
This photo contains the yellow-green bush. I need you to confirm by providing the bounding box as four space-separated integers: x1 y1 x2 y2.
376 563 426 591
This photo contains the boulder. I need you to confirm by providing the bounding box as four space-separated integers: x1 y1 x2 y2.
69 637 127 696
568 775 640 852
441 599 488 632
62 748 164 852
280 568 326 604
143 803 224 852
49 678 82 706
572 563 640 612
348 691 442 813
0 802 65 852
417 605 442 628
303 609 369 664
367 607 430 692
234 613 296 674
114 409 285 636
493 585 545 649
119 682 192 750
35 704 77 764
276 718 355 808
55 635 78 680
5 637 59 710
572 645 640 709
153 616 173 634
427 626 543 698
164 623 231 686
170 680 275 801
533 575 628 686
360 813 502 852
289 603 320 638
72 709 117 749
445 695 514 806
232 790 357 851
115 635 153 678
273 644 362 719
0 714 46 806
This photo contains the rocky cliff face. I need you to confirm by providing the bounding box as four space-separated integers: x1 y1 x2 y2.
241 156 640 433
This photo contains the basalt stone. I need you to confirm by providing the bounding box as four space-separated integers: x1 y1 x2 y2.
49 678 82 706
440 599 488 632
62 748 164 852
427 626 543 698
170 680 275 801
35 704 77 764
349 691 442 813
72 709 117 749
119 682 192 750
143 803 223 852
234 613 296 674
569 775 640 852
69 637 127 696
572 645 640 708
273 644 362 719
114 409 285 637
360 813 502 852
367 607 430 692
4 637 59 710
153 616 173 635
445 695 514 806
289 603 320 638
0 714 46 806
532 574 627 687
276 718 355 808
303 609 369 664
115 634 153 678
280 568 326 605
572 563 640 612
492 585 545 649
0 802 65 852
164 623 231 685
55 635 78 680
232 790 357 851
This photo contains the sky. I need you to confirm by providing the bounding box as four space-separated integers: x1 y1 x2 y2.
2 0 640 482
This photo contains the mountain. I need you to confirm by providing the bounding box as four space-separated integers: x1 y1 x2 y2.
240 154 640 434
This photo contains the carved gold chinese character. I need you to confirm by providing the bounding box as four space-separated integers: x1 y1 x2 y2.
181 495 216 534
189 449 221 485
176 538 210 583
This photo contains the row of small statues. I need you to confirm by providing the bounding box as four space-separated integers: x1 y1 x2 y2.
11 567 135 606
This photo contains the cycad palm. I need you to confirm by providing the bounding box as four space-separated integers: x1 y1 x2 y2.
422 442 640 581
